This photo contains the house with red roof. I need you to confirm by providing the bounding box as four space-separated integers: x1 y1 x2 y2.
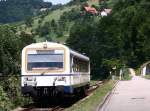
84 6 98 14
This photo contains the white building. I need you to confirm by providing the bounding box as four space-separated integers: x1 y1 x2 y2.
141 61 150 76
100 9 112 17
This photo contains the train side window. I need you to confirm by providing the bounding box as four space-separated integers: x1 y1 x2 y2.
72 57 89 73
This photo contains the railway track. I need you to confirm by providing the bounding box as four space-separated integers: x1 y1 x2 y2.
24 106 64 111
88 81 103 93
14 104 64 111
13 81 103 111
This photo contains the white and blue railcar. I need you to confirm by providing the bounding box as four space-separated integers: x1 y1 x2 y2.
21 42 90 98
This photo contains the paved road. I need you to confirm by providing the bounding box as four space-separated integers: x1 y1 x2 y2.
100 76 150 111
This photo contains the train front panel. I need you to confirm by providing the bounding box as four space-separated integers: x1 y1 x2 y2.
21 42 73 97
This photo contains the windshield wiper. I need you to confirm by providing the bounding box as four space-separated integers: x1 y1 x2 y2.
41 70 48 75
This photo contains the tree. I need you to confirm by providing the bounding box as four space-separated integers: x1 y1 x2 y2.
67 17 105 79
36 22 51 37
67 0 150 79
51 19 57 32
112 0 150 67
19 31 36 49
0 0 52 23
0 25 20 75
0 25 36 75
25 17 33 27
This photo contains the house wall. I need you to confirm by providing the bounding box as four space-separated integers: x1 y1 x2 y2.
142 66 146 76
146 64 150 75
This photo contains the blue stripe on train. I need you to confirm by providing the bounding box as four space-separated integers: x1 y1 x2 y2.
21 74 90 76
64 86 74 93
21 74 73 76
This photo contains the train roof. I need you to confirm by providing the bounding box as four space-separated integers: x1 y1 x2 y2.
70 49 89 61
23 42 65 49
23 42 89 61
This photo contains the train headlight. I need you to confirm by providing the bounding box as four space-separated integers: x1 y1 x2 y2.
23 76 37 86
23 76 36 86
23 81 27 85
43 43 47 48
24 76 29 81
57 77 66 82
24 76 36 81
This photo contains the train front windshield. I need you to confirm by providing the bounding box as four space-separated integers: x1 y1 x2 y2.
27 49 64 71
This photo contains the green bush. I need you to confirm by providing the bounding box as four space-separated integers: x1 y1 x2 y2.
135 68 141 76
7 76 31 106
144 75 150 79
0 76 32 110
123 68 132 80
0 86 12 111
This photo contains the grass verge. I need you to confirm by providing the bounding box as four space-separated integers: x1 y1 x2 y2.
144 75 150 79
65 80 116 111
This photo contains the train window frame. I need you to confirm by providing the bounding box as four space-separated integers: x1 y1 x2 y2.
70 54 74 73
25 48 66 73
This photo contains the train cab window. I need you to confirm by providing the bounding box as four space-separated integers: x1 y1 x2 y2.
27 49 64 71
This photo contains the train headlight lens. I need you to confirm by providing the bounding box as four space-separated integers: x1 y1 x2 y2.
24 76 36 81
57 77 66 82
43 43 47 48
23 76 37 86
24 77 28 81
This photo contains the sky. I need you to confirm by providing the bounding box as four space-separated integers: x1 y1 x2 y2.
44 0 71 5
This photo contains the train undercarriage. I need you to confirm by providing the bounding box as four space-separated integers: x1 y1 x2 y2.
22 84 89 102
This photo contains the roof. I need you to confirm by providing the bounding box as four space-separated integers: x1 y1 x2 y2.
84 6 98 14
141 61 150 69
70 49 89 61
40 8 48 12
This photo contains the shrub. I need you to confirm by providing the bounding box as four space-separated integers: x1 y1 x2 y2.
0 86 12 111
